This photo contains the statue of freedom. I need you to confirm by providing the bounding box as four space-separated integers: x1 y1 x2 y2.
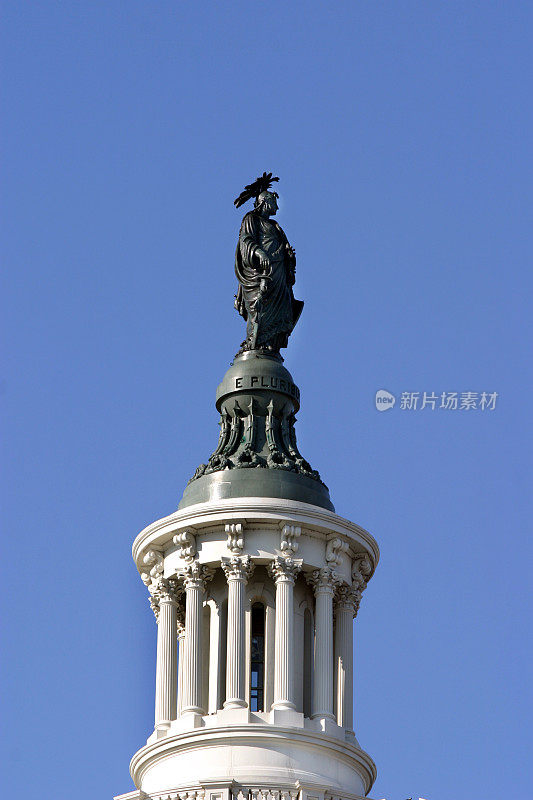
234 173 304 355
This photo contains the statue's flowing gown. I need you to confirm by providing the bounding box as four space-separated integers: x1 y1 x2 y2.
235 211 301 350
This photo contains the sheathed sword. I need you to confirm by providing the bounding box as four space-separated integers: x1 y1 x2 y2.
250 306 260 350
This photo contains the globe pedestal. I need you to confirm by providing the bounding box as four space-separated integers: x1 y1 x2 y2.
180 353 333 511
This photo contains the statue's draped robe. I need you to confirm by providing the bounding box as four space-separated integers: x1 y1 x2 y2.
235 211 303 350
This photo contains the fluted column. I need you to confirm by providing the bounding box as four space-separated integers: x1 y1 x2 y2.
152 578 180 729
176 615 186 717
221 555 254 709
349 554 372 732
308 567 338 721
180 563 213 715
269 556 302 710
334 584 357 729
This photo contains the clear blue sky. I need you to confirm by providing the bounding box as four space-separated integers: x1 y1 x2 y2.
2 3 531 799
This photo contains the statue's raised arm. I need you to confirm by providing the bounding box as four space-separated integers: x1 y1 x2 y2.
234 172 303 356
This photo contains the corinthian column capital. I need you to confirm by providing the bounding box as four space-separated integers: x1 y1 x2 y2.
307 565 340 595
268 555 303 584
149 595 160 623
176 609 186 637
148 577 182 622
334 582 358 614
179 561 215 591
155 577 182 604
351 554 372 616
221 555 254 583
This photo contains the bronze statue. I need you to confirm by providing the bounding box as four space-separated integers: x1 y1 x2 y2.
181 173 330 507
234 173 303 355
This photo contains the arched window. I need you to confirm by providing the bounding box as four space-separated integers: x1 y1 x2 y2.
250 602 265 712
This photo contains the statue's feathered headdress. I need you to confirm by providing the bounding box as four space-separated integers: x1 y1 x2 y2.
234 172 279 208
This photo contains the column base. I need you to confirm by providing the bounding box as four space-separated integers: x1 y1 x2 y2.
269 707 304 727
311 714 340 736
345 728 358 744
176 711 204 728
153 721 172 740
311 711 336 722
216 705 250 724
223 698 247 710
271 700 297 711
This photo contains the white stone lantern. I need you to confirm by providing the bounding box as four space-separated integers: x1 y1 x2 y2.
115 352 379 800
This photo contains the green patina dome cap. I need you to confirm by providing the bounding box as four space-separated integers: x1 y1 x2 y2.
179 352 334 511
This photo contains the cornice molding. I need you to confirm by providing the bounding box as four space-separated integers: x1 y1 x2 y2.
132 498 379 575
